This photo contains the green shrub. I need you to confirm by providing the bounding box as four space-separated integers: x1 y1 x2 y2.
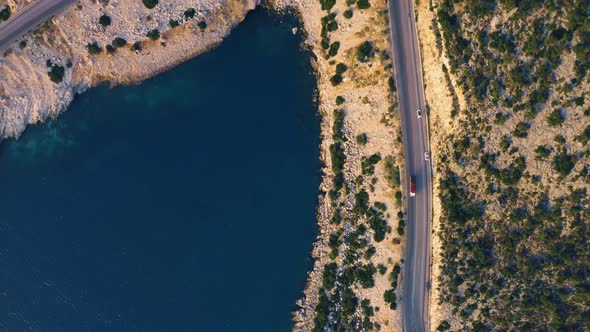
0 5 10 22
388 77 396 93
493 112 508 124
320 0 336 11
198 21 207 30
361 153 381 175
343 9 354 19
112 37 127 48
146 29 160 40
86 42 102 55
356 133 368 145
437 321 451 331
357 0 371 9
142 0 159 9
534 145 552 159
169 19 180 28
547 109 564 126
330 142 346 174
328 41 340 57
184 8 196 19
336 96 345 105
330 74 342 86
553 150 576 176
106 44 115 53
356 41 374 62
132 41 142 51
336 63 348 74
384 156 401 188
99 14 111 27
322 262 338 289
383 289 397 309
48 64 65 84
575 125 590 145
355 264 377 288
513 122 531 138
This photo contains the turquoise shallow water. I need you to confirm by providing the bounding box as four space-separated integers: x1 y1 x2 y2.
0 9 320 331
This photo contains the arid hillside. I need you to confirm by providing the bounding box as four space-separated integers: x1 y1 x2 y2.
419 0 590 331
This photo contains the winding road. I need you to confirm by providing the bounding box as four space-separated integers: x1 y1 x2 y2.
0 0 76 52
387 0 432 331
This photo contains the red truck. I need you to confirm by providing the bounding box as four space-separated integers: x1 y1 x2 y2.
409 176 416 197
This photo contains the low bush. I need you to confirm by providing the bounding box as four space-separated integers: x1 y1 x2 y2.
142 0 158 9
99 14 111 27
575 125 590 145
356 41 374 62
553 150 576 176
534 145 552 159
86 42 102 55
384 156 401 188
132 41 142 52
169 19 180 28
343 9 353 19
0 6 9 22
184 8 196 20
198 21 207 30
48 64 65 84
146 29 160 40
357 0 371 9
513 121 531 138
328 41 340 57
356 133 368 145
336 63 348 75
320 0 336 10
330 74 342 86
335 96 345 105
383 289 397 309
112 37 127 48
546 109 564 126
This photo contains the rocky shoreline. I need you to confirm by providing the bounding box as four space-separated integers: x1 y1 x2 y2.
0 0 257 139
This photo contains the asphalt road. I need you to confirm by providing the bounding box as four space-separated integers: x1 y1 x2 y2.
387 0 432 331
0 0 77 52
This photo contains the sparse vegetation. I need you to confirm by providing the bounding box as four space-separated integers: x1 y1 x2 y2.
434 1 590 330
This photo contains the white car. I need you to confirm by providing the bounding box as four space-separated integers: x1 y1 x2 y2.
424 151 430 161
417 109 422 119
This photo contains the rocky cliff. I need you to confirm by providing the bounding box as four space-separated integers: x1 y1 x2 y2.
0 0 257 139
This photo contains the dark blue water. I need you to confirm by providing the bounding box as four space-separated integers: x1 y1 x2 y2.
0 9 320 331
